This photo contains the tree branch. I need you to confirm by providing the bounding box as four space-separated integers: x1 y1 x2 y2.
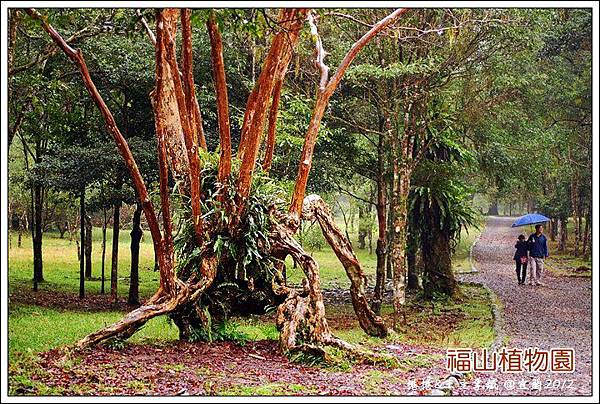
159 9 204 246
289 8 410 217
135 9 156 46
25 8 164 264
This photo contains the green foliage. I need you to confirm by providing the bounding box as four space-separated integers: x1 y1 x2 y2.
174 158 288 285
188 320 250 346
298 222 327 251
288 350 328 367
104 337 127 351
347 59 438 82
411 135 481 250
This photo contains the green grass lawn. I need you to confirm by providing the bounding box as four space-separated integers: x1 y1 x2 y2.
8 305 179 361
8 228 158 298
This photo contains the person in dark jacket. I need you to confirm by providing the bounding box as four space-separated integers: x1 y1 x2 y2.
514 234 529 285
527 224 549 286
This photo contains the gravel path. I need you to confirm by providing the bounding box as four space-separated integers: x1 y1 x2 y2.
458 216 592 396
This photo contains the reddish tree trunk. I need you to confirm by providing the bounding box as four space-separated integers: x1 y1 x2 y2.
262 77 284 173
237 9 307 209
181 9 208 151
207 12 232 184
159 9 204 246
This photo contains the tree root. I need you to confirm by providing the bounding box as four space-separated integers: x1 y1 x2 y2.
271 218 395 366
302 194 389 337
74 257 218 351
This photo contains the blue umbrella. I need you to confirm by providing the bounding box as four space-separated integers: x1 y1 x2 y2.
511 213 551 228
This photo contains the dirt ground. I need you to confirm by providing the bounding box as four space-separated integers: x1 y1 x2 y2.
18 341 451 396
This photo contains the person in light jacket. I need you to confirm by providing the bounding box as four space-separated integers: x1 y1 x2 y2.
527 224 549 286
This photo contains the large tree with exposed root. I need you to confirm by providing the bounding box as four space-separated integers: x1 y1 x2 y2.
26 7 408 359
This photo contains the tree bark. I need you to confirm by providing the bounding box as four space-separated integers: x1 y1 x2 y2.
101 207 107 294
358 203 367 250
32 179 44 284
262 76 283 174
583 206 591 260
571 170 581 256
111 200 121 302
79 190 86 299
158 9 204 245
487 199 499 216
371 144 387 313
84 214 93 279
7 10 19 74
526 199 534 214
558 218 567 252
272 222 353 353
181 9 208 151
406 236 419 291
128 203 143 306
550 218 558 242
207 12 232 184
237 9 307 211
421 202 457 298
390 169 410 321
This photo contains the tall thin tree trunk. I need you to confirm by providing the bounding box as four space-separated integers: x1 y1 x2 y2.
390 98 415 324
32 179 44 285
406 234 419 291
558 218 567 252
79 189 86 299
84 214 93 278
101 207 107 294
207 11 232 184
386 189 394 281
390 171 410 322
372 130 387 314
583 207 591 260
358 204 367 249
128 203 143 306
527 199 534 214
550 218 557 242
487 199 499 216
111 199 121 303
